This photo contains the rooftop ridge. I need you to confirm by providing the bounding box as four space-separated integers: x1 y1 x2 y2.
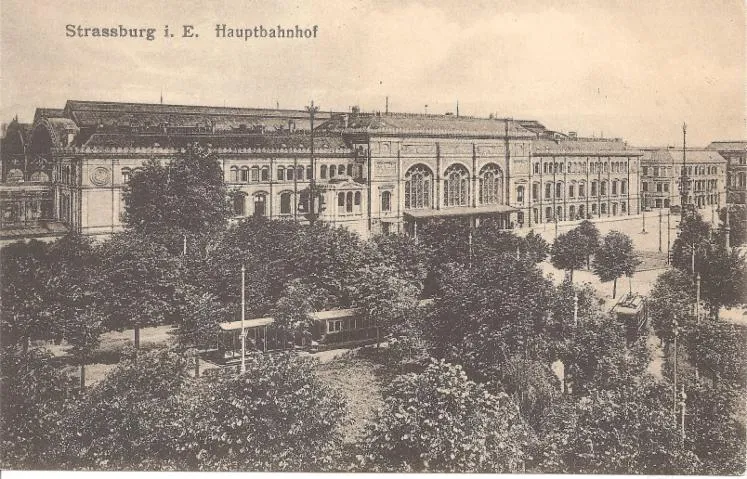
53 145 353 154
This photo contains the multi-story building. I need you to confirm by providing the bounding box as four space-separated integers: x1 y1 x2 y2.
1 99 645 240
707 141 747 205
640 148 727 211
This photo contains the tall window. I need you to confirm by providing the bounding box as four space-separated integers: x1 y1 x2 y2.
280 192 292 215
404 164 432 209
478 164 502 205
233 193 245 216
532 183 540 200
579 182 586 197
297 166 304 180
277 166 285 181
555 182 562 199
354 191 361 207
261 167 269 182
251 166 259 182
338 192 345 213
122 168 131 184
306 165 313 179
516 185 525 204
346 192 353 213
545 183 552 199
600 180 607 196
241 167 249 183
253 193 267 216
347 164 354 177
568 184 575 198
445 164 470 207
287 167 294 181
381 191 391 212
320 165 327 179
338 165 346 177
591 181 598 196
621 180 627 194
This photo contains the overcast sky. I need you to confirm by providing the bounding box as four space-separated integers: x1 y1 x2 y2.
1 0 744 146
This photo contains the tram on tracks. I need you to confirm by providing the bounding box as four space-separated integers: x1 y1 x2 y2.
611 292 648 343
216 307 380 363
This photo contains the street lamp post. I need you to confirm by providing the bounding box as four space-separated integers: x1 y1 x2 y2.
641 193 647 233
240 264 246 374
667 208 671 264
573 292 579 327
672 319 679 416
680 387 687 448
658 209 662 252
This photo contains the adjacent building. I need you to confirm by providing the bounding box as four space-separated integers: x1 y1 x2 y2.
707 141 747 205
639 148 727 211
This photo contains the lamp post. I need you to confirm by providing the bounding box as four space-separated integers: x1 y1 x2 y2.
240 264 246 374
672 318 679 416
573 292 579 327
641 193 647 233
667 208 671 264
680 387 687 448
658 208 662 252
304 101 320 225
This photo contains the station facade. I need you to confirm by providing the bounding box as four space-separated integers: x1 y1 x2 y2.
1 100 650 240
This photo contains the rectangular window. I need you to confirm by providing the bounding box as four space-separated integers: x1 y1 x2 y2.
656 183 663 193
307 166 313 179
642 182 649 192
568 185 575 198
591 182 598 196
545 184 552 199
241 169 249 182
579 184 586 197
251 168 259 182
612 182 618 195
621 181 627 194
327 320 343 333
261 167 269 182
642 166 649 176
277 168 284 181
287 168 294 181
533 184 540 200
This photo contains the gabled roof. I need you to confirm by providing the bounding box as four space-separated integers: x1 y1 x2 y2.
641 148 726 164
63 100 338 130
33 108 65 124
318 113 539 138
532 138 640 155
707 141 747 151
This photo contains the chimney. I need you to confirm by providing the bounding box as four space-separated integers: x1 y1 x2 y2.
385 96 389 114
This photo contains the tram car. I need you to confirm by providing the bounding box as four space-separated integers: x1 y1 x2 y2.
611 293 647 343
216 307 380 362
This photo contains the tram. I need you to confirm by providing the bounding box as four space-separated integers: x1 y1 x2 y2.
216 307 380 362
611 292 647 343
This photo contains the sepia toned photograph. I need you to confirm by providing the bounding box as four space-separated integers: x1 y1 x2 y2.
1 0 745 474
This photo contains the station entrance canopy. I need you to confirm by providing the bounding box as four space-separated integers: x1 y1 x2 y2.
403 204 518 220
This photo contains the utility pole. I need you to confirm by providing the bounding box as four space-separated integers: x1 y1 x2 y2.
695 272 701 324
667 208 671 264
680 387 687 448
672 319 679 416
658 209 662 252
305 101 320 225
725 205 731 249
641 193 647 233
681 123 688 212
691 243 696 275
240 264 246 374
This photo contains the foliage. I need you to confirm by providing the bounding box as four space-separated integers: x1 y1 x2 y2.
269 279 321 341
172 288 227 352
576 220 601 268
366 233 428 284
535 376 700 474
426 256 555 383
696 245 746 314
551 229 588 280
65 307 105 388
94 230 182 346
592 231 639 298
0 240 53 348
51 348 192 470
523 229 550 263
647 269 696 343
358 359 529 472
690 318 747 388
671 211 711 273
0 347 75 469
719 204 747 247
184 353 347 471
122 143 232 234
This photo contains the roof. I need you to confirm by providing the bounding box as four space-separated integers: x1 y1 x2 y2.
707 141 747 151
63 100 337 130
641 148 726 164
218 317 274 331
33 108 65 124
318 113 539 138
311 308 361 320
404 204 518 219
532 138 640 155
81 132 350 150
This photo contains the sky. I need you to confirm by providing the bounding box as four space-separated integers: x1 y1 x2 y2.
1 0 744 146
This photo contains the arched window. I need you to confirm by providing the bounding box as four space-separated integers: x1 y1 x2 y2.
534 163 540 174
600 180 607 196
29 171 50 183
320 165 327 179
404 164 432 209
621 201 627 213
306 165 313 180
277 166 285 181
297 166 304 180
568 183 575 198
478 164 501 205
329 166 336 178
251 166 260 182
600 203 607 214
354 191 361 207
233 193 246 216
230 166 239 182
280 192 293 215
516 185 525 204
261 166 269 182
121 168 131 184
347 164 354 177
555 182 562 199
579 182 586 197
346 192 353 213
445 163 470 207
545 182 552 199
287 167 294 181
338 192 345 213
253 193 267 216
621 180 627 194
338 165 346 177
7 168 23 183
241 167 249 183
381 191 391 212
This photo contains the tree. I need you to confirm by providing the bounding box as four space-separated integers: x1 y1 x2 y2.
269 279 323 348
366 233 428 284
171 288 228 377
358 359 529 472
0 240 52 351
350 264 421 347
719 204 747 247
576 220 601 269
94 230 182 349
647 269 696 343
51 348 192 470
551 230 587 282
671 212 711 274
697 244 746 316
536 376 701 474
122 143 232 235
0 347 75 469
65 307 104 389
592 231 639 299
523 229 550 263
185 353 347 471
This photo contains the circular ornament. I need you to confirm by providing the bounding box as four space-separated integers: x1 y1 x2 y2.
90 166 111 186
